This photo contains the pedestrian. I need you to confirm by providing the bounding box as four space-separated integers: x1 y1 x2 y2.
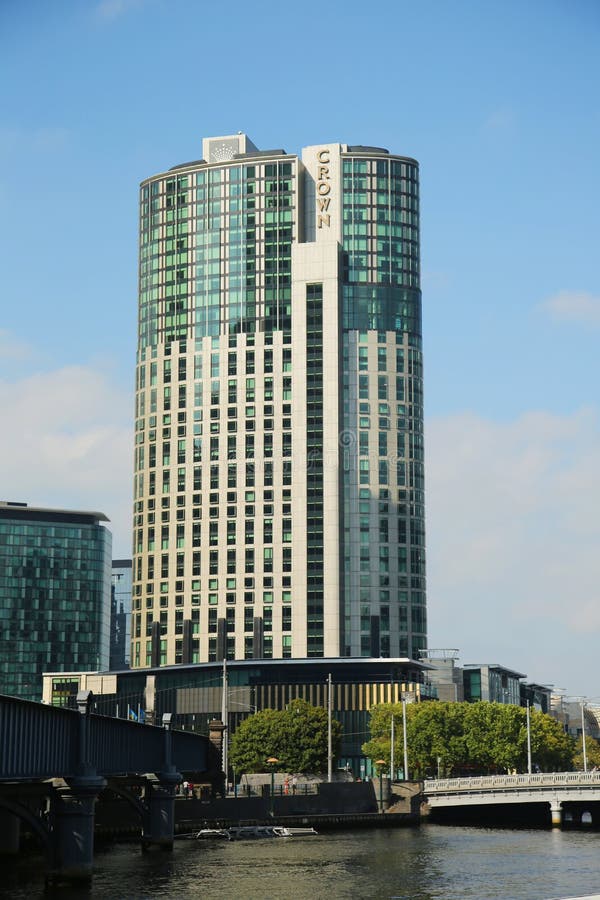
291 774 297 795
188 781 194 798
183 780 189 798
284 777 289 795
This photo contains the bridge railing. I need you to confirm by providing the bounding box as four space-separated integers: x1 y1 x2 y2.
424 772 600 794
167 728 208 775
0 693 78 779
0 693 207 781
88 714 207 775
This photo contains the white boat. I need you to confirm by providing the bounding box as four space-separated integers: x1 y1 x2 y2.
227 825 286 839
194 828 231 840
227 825 317 841
226 824 317 840
188 824 318 841
281 826 318 837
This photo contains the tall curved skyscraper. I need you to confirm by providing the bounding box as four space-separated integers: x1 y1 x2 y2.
132 135 426 668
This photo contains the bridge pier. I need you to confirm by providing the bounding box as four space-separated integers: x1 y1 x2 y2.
0 810 21 855
47 775 106 884
549 798 562 827
141 774 180 849
140 713 181 850
0 694 208 882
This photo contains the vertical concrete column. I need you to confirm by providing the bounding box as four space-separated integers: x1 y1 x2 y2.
208 719 226 797
141 776 180 849
46 689 106 883
0 810 20 854
47 777 106 884
550 798 562 827
144 674 156 726
140 714 181 850
375 775 391 812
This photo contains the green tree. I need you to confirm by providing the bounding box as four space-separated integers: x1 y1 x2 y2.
363 700 574 777
572 735 600 772
464 702 526 773
408 701 469 777
529 709 573 772
461 702 572 774
362 701 468 778
361 702 397 771
229 699 342 774
228 708 284 774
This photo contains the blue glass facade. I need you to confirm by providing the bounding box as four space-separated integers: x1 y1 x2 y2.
0 502 111 700
111 559 132 670
340 150 426 658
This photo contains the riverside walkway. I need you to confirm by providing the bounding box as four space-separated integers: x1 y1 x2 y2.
423 772 600 825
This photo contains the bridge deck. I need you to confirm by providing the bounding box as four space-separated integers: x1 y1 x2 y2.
0 693 208 781
423 773 600 808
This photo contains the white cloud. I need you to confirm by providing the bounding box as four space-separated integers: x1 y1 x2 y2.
539 290 600 327
425 407 600 696
0 362 133 557
3 345 599 694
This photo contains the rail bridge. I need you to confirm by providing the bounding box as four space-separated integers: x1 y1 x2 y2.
422 773 600 826
0 691 215 883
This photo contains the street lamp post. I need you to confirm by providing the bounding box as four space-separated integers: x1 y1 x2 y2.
566 696 589 773
222 672 257 793
375 759 386 813
327 672 333 783
221 660 229 788
581 700 588 774
267 757 279 817
402 698 409 781
526 700 532 775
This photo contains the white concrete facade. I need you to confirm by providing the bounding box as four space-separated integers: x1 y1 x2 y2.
131 135 426 668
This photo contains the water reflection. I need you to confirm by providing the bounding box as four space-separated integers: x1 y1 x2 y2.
1 826 599 900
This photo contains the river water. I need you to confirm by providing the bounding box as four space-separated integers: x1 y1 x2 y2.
2 825 599 900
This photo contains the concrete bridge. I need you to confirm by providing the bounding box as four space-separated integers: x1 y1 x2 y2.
0 691 214 883
423 772 600 826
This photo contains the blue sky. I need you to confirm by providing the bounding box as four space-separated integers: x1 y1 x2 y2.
1 0 599 698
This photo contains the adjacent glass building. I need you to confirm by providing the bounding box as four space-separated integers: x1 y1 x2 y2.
0 501 111 700
462 664 525 705
132 135 426 669
110 559 132 670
